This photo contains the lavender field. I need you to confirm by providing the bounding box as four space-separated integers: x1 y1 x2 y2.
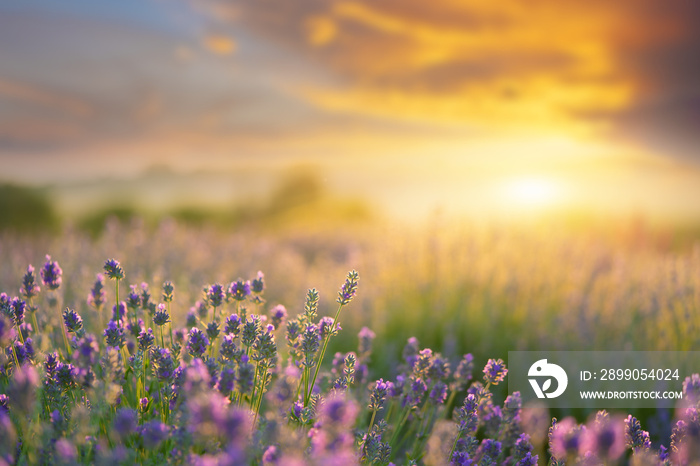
1 220 699 465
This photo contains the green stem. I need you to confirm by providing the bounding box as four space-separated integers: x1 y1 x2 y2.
305 303 344 406
449 433 461 462
389 405 411 447
366 409 377 437
168 303 174 347
59 309 71 357
250 363 260 410
252 363 268 429
444 389 458 419
11 341 21 368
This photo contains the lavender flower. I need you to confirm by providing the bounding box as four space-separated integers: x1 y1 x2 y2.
103 259 124 280
303 289 319 321
104 320 125 348
140 282 152 308
162 281 174 302
186 311 197 327
138 328 155 351
54 439 77 463
140 420 169 449
73 334 99 367
207 283 225 308
429 381 448 404
13 339 34 364
112 301 127 322
44 351 59 380
428 354 451 382
311 393 358 461
153 303 170 326
369 379 389 412
218 367 236 396
301 324 320 367
88 273 106 310
0 293 10 318
358 326 375 357
479 439 502 464
453 354 474 390
193 300 208 319
237 357 254 396
225 314 241 336
187 327 209 358
625 415 651 452
580 414 626 461
549 417 583 461
20 265 40 299
337 270 359 306
229 280 251 301
457 394 479 435
56 362 78 390
127 285 141 310
404 377 427 409
0 315 15 347
8 364 39 413
241 316 260 347
262 445 278 464
114 408 138 439
41 255 62 290
318 316 341 340
483 359 507 385
220 334 239 362
251 271 265 294
62 308 83 334
252 330 277 362
10 297 26 327
269 305 287 330
151 348 175 382
206 321 220 341
126 318 144 338
402 337 420 368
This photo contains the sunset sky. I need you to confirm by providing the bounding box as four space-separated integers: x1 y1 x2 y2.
1 0 699 220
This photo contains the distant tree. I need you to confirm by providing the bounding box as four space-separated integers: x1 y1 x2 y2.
0 184 59 233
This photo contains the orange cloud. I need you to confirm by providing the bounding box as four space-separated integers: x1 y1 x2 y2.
305 16 337 47
0 78 92 117
204 35 236 55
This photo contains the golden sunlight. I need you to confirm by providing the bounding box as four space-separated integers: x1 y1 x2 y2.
499 176 568 209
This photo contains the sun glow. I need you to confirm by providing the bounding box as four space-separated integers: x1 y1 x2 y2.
501 176 567 209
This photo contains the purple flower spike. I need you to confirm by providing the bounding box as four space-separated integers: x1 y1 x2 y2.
41 255 62 290
62 308 83 334
10 297 26 327
187 327 209 358
207 283 225 308
153 303 170 326
88 274 106 310
270 305 287 330
103 259 124 280
20 265 40 299
104 320 125 349
483 359 507 385
229 280 251 301
251 271 265 294
337 270 359 306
